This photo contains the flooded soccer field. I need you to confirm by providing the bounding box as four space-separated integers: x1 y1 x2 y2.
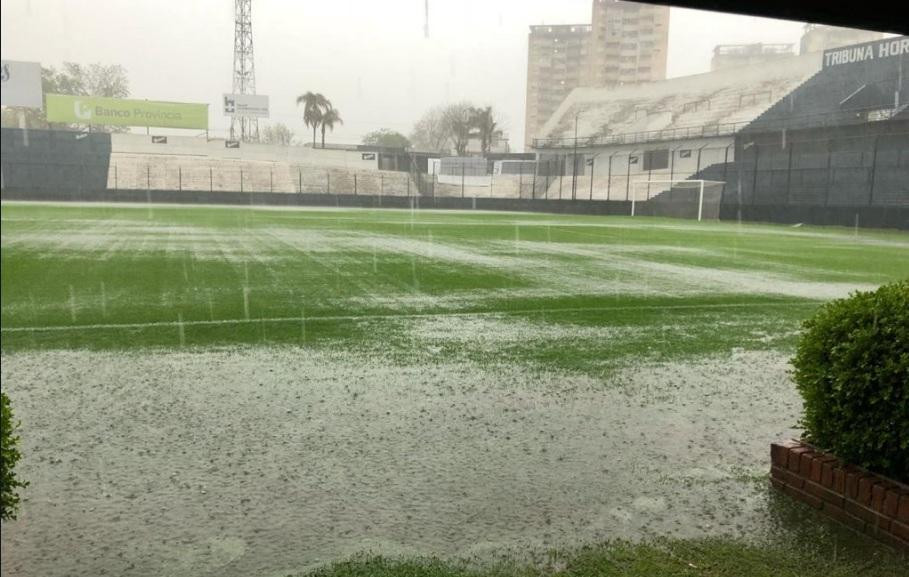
2 201 908 577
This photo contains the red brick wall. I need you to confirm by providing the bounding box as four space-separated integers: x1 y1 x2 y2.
770 439 909 550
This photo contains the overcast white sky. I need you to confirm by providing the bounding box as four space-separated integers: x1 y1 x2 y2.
2 0 813 147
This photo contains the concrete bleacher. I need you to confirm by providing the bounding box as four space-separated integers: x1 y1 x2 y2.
538 52 822 145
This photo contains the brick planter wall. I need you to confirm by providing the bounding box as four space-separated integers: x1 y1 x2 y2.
771 439 909 550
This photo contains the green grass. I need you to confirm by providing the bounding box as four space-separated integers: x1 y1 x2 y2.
302 539 906 577
3 203 908 377
3 202 909 575
302 488 909 576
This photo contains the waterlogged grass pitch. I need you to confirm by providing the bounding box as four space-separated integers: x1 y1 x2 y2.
1 201 908 577
4 202 906 364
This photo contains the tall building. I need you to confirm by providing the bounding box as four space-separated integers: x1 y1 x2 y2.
587 0 669 86
800 24 885 54
524 24 591 153
524 0 669 149
710 43 795 71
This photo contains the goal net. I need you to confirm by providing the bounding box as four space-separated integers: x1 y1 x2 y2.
629 179 725 221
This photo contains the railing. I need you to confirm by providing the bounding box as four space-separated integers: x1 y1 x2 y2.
533 121 750 149
532 104 906 150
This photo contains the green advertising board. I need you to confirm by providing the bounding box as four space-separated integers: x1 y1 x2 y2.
45 94 209 129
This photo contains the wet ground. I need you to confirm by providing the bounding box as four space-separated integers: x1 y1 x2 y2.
3 204 906 577
1 347 799 577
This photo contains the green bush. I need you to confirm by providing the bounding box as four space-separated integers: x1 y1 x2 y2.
792 280 909 481
1 390 28 521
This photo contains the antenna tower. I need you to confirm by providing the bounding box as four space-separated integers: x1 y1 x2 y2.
231 0 258 141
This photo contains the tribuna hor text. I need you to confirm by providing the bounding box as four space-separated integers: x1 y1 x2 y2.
824 38 909 67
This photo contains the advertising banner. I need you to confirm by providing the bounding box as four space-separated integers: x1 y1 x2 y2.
46 94 209 129
1 60 43 109
223 93 269 118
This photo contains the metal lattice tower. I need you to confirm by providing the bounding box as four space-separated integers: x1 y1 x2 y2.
231 0 258 141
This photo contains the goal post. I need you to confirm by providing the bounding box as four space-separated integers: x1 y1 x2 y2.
629 179 725 222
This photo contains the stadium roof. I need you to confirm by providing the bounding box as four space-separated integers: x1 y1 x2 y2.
535 52 822 148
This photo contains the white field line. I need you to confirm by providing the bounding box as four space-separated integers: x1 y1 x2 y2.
1 300 816 334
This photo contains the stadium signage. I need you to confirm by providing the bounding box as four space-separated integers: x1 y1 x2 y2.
46 94 209 129
223 93 269 118
823 37 909 68
1 60 43 109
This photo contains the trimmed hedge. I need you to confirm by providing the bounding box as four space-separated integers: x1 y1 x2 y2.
792 280 908 482
2 391 28 520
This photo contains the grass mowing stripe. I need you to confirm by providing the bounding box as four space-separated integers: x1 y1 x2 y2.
1 300 819 333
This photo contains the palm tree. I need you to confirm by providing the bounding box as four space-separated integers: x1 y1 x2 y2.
320 107 342 148
296 92 329 147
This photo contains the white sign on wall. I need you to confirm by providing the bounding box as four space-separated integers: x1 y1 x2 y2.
1 60 43 109
222 93 269 118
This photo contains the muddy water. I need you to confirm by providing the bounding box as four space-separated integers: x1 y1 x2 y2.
1 348 800 577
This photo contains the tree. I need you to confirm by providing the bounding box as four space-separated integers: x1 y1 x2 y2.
260 123 295 146
409 105 450 152
442 102 473 156
411 103 496 155
320 107 342 148
362 129 410 149
1 391 28 521
470 106 498 154
296 92 330 147
1 62 131 131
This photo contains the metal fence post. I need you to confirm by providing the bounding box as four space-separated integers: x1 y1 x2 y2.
625 155 632 201
559 157 563 200
532 162 537 199
461 164 465 198
589 158 594 200
786 141 794 204
750 144 759 205
299 167 302 193
327 171 331 194
868 135 879 206
179 166 183 192
519 170 523 199
720 144 731 206
407 172 411 196
823 140 833 207
240 168 244 193
354 173 358 195
210 166 213 192
380 173 384 196
146 164 150 192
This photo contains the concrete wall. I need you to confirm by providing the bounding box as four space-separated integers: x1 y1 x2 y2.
109 133 379 169
536 135 735 201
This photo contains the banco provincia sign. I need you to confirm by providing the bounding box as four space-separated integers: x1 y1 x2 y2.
46 94 209 129
823 36 909 68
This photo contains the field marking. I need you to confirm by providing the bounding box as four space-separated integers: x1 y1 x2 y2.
1 300 817 334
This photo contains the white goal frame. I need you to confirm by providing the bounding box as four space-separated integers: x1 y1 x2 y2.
630 179 725 222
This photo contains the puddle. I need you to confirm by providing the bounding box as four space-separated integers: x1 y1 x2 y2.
1 347 800 577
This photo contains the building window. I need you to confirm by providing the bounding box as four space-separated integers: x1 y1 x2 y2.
643 149 669 170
